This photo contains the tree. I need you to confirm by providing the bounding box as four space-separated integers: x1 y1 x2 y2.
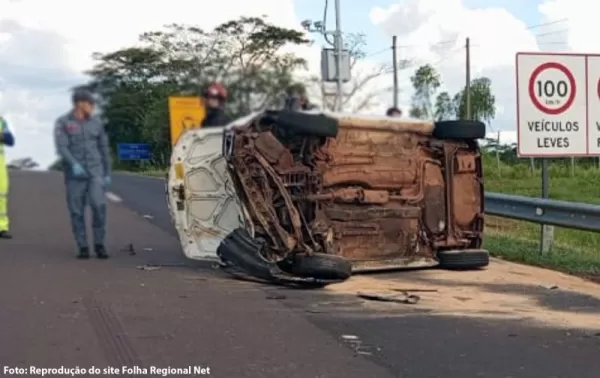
409 64 441 119
84 16 310 168
48 159 65 171
433 91 454 121
453 77 496 122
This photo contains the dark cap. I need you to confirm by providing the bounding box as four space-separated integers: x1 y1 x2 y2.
386 107 402 116
72 89 95 104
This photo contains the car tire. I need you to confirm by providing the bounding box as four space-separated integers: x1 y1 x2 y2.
270 110 339 138
437 249 489 270
433 120 486 140
290 253 352 280
217 228 277 281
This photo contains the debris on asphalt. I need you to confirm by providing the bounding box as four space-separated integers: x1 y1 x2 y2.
265 294 286 300
340 335 376 356
143 214 154 219
183 277 207 281
357 291 420 304
136 265 161 271
392 288 438 293
121 243 136 255
541 284 559 290
143 247 153 252
454 296 472 302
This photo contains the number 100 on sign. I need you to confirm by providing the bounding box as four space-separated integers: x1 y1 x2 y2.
536 79 568 104
517 54 586 156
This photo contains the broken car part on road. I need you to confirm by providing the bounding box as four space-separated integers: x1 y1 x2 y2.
167 110 489 287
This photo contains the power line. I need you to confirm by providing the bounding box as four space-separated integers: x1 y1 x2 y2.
537 41 569 45
322 0 334 46
525 18 568 30
364 47 389 58
534 29 567 38
384 45 464 75
392 19 569 50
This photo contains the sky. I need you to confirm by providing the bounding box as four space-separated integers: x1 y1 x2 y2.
0 0 595 166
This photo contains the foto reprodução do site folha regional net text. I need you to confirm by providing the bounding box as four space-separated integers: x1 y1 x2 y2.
2 365 211 376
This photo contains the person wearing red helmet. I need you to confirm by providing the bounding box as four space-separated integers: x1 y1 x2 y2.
202 82 231 127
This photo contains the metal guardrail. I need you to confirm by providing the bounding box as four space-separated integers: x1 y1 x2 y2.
484 192 600 232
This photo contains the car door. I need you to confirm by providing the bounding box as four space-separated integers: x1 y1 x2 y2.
166 126 240 260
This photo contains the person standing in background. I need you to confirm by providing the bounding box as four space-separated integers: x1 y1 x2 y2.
0 115 15 239
201 82 231 127
284 84 317 111
386 107 402 117
53 89 112 259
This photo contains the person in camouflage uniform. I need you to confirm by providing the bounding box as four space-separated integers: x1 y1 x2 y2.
53 89 112 259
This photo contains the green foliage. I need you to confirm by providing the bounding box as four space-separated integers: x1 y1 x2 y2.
48 159 64 171
453 77 496 121
409 64 496 123
83 16 310 169
409 64 441 119
433 91 453 121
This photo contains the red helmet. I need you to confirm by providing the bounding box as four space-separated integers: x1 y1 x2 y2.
204 82 227 100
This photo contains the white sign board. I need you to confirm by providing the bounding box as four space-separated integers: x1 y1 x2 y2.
516 52 600 157
587 56 600 154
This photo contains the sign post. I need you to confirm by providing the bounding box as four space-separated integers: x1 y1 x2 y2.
516 52 600 253
168 96 206 146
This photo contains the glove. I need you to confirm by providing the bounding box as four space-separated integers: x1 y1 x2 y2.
103 175 111 187
71 163 87 177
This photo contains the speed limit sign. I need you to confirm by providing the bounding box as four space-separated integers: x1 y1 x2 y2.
517 53 587 157
527 61 576 115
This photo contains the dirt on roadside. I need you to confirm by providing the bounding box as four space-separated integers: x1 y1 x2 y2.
326 258 600 330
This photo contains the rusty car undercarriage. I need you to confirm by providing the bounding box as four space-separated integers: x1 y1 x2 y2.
216 110 489 287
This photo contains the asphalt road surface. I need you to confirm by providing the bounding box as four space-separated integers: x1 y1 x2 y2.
2 170 600 378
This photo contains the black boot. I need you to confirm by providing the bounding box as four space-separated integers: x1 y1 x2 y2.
0 231 12 239
95 244 109 259
77 247 90 259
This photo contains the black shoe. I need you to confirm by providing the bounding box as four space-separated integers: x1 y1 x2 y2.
95 244 109 259
0 231 12 239
77 247 90 259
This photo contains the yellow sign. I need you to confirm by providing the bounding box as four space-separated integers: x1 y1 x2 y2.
168 96 206 145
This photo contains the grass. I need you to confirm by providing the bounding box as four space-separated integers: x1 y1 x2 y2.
483 154 600 278
135 154 600 279
484 234 600 281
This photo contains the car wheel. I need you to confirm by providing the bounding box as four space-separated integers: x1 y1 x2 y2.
437 249 489 270
268 110 339 138
290 253 352 280
433 120 486 140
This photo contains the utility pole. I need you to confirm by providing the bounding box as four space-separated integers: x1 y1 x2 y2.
301 0 347 111
334 0 343 111
392 35 398 107
465 37 471 119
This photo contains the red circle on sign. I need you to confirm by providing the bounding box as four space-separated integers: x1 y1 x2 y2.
597 77 600 100
528 62 576 115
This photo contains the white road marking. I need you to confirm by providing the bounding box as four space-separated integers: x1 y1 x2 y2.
105 192 122 203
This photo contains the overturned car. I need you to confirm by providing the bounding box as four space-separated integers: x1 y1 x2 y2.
167 110 489 287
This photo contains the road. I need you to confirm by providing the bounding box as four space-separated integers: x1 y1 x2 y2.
2 170 600 378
